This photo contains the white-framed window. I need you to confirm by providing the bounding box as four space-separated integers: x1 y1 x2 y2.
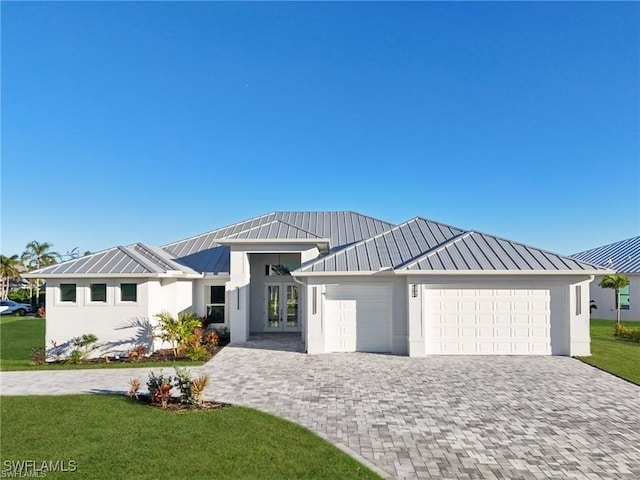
619 285 630 310
120 283 138 303
90 283 107 303
575 285 582 315
206 286 225 324
60 283 77 303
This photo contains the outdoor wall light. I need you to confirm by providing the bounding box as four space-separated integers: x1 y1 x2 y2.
411 284 418 298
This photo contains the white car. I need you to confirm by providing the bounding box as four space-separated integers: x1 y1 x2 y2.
0 300 33 316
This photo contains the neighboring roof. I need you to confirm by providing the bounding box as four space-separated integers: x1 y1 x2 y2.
24 243 199 277
295 218 608 275
571 236 640 274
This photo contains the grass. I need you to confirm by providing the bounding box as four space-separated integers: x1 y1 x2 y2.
0 395 380 479
578 318 640 385
0 315 203 371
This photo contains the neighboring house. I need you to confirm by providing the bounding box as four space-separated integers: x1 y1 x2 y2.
571 236 640 321
24 211 608 359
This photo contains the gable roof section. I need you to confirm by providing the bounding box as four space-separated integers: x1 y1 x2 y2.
398 231 608 273
25 243 199 277
571 236 640 274
295 218 464 272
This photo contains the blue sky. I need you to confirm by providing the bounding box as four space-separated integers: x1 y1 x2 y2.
2 2 638 259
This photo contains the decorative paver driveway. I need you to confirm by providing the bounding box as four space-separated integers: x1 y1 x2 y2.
1 345 639 480
202 345 640 480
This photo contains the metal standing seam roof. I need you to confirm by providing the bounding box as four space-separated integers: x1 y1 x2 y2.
570 236 640 274
161 211 395 258
26 243 199 276
398 231 609 273
295 218 465 272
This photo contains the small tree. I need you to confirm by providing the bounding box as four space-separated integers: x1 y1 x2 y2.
21 241 60 305
0 255 21 300
154 311 202 356
599 274 629 325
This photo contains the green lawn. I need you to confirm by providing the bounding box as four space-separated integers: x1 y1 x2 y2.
0 395 380 479
578 318 640 385
0 315 203 371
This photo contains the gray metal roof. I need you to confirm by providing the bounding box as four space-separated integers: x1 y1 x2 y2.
296 218 464 272
161 211 394 272
27 243 199 277
222 220 323 240
398 231 608 273
571 236 640 274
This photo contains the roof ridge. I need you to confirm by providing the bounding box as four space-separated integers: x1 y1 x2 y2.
116 246 162 273
221 219 323 239
397 231 472 270
161 212 275 248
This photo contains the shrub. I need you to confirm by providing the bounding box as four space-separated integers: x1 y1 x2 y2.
174 367 195 404
29 346 46 365
614 323 640 343
186 345 210 361
147 371 173 408
65 333 99 364
127 345 147 363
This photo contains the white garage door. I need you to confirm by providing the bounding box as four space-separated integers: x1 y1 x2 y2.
324 284 392 353
424 288 551 355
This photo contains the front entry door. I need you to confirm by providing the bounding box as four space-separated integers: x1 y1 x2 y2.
264 283 300 331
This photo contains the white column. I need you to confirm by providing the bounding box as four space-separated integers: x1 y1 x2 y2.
228 249 251 343
407 281 426 357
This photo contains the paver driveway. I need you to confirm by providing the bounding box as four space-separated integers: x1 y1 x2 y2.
1 344 639 479
203 344 640 480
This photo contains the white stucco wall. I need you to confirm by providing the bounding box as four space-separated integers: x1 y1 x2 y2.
45 278 155 360
589 274 640 321
44 277 199 360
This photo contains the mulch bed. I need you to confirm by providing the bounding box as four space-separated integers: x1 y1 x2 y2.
47 345 227 365
127 394 229 411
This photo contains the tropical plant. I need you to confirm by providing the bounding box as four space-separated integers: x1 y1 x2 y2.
599 274 629 324
21 241 60 304
65 333 99 364
154 311 203 356
0 254 22 300
190 374 211 406
126 378 141 399
147 370 173 408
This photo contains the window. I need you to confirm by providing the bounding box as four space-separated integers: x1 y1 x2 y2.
312 286 318 315
90 283 107 302
265 264 300 276
60 284 77 303
120 283 137 302
575 285 582 315
206 286 225 324
619 285 630 310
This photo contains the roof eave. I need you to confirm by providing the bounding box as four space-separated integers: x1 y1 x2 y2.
393 269 612 276
22 272 204 279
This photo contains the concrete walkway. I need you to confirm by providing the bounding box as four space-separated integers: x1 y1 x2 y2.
2 344 640 479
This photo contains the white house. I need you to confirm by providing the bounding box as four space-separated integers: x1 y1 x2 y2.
571 236 640 321
25 211 608 359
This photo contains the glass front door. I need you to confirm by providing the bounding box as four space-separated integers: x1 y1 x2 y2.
264 283 299 331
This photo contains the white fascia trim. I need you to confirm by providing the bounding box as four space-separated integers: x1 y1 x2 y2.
291 270 396 277
23 273 204 279
392 269 612 276
216 238 331 245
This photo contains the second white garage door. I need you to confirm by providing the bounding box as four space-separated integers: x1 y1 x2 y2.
324 284 392 353
424 288 551 355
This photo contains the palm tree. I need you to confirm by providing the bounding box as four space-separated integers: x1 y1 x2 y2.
0 254 21 300
21 241 60 305
599 274 629 325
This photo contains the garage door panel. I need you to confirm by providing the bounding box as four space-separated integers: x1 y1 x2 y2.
325 284 391 353
424 288 551 355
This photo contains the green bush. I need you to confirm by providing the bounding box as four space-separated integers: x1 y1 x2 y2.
614 323 640 343
65 333 99 364
29 346 46 365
